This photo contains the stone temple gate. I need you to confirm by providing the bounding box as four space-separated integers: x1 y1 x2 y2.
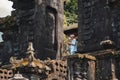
0 0 120 80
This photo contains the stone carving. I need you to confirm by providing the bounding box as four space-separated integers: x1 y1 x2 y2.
100 39 115 49
67 54 96 80
0 69 13 80
26 42 35 62
73 61 88 80
8 72 29 80
0 42 67 80
8 0 65 60
8 42 51 71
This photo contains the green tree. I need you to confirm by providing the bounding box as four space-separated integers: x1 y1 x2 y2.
64 0 78 26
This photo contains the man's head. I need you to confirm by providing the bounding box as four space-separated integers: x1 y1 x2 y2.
70 34 75 39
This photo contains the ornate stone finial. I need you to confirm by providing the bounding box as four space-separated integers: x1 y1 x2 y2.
26 42 35 62
100 40 115 49
27 42 34 51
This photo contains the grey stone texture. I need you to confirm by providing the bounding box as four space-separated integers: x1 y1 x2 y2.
78 0 120 52
10 0 64 60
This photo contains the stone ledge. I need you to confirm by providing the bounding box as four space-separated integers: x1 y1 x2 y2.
66 54 96 60
65 49 120 60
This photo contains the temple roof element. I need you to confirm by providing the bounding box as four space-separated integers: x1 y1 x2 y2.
2 42 51 73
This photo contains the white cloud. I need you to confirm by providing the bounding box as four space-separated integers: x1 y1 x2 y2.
0 0 13 17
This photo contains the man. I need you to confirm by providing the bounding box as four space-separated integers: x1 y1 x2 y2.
69 34 77 55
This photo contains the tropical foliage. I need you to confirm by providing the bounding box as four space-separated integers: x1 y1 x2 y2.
64 0 78 26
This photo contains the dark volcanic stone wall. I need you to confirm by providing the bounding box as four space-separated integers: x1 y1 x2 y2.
11 0 64 59
78 0 120 52
34 0 64 59
111 2 120 50
11 0 36 58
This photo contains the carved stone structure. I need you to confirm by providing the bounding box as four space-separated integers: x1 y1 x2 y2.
0 42 67 80
8 72 29 80
1 0 120 80
94 50 118 80
67 54 96 80
8 0 65 60
0 69 13 80
78 0 120 52
67 50 120 80
0 0 66 79
70 1 120 79
66 0 120 80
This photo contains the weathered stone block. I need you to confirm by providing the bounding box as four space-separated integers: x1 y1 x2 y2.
90 49 119 80
67 54 96 80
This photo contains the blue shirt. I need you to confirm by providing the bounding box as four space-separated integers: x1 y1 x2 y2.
70 39 77 54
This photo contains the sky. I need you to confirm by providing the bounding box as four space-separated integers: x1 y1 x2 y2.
0 0 13 17
0 0 13 42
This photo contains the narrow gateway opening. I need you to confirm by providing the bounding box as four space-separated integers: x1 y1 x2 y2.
63 0 78 54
